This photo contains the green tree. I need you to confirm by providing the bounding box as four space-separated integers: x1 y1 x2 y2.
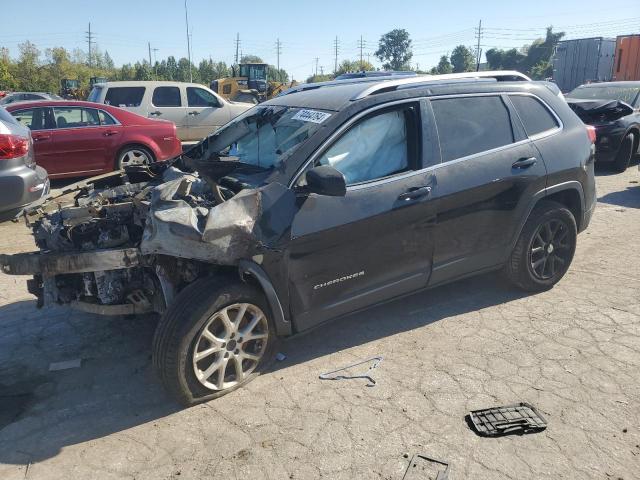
375 29 412 70
134 61 152 80
306 73 333 83
0 48 15 90
336 59 374 75
240 54 263 64
104 51 114 70
13 41 42 91
436 55 453 74
166 56 178 80
450 45 476 73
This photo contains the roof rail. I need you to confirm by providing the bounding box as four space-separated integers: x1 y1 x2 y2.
351 70 531 100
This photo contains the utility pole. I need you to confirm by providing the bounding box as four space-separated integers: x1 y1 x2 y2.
320 66 324 75
234 33 241 64
275 38 282 71
314 57 319 76
148 42 152 66
475 19 483 72
85 23 94 69
152 47 159 79
184 0 192 82
358 35 364 69
333 36 339 74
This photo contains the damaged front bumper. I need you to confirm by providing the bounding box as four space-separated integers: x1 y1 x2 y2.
0 162 294 316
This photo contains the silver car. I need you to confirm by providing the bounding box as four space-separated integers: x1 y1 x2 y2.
0 106 49 221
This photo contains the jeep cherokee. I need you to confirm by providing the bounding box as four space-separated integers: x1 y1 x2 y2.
0 75 596 405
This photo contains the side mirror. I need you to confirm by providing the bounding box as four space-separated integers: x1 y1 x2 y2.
305 165 347 197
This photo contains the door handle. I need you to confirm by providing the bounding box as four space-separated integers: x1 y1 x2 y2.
103 130 118 136
398 185 432 202
512 157 537 169
188 111 200 116
149 111 162 116
32 135 51 142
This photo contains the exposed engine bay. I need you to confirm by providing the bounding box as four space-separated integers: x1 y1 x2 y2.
0 155 295 316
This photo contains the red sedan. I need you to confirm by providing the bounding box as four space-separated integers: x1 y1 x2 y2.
5 100 182 179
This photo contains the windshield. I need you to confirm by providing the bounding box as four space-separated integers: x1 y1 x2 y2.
240 64 267 80
567 85 640 105
200 105 331 169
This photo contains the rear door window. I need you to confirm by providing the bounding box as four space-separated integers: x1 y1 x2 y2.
509 95 559 137
104 87 145 107
98 110 117 125
53 107 101 128
11 108 56 130
431 95 515 162
152 86 182 107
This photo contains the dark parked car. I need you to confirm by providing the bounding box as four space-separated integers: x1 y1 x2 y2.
6 100 182 179
0 76 595 405
0 92 62 105
0 106 49 221
566 81 640 172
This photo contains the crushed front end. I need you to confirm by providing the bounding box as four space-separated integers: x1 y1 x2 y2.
0 160 293 316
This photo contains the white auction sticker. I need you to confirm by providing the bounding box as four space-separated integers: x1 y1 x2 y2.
292 109 332 124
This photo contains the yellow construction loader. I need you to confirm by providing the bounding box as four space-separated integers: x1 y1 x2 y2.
210 63 296 104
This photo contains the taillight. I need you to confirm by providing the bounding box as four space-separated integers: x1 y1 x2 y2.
0 134 29 160
585 125 596 144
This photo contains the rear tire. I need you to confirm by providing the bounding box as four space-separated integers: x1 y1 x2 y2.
613 132 634 173
116 145 154 170
504 201 577 292
152 276 276 406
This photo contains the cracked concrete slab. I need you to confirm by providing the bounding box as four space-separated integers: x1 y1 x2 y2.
0 167 639 479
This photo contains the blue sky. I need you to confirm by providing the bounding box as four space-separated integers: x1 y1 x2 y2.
2 0 639 80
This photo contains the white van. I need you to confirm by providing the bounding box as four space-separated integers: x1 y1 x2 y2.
88 81 253 142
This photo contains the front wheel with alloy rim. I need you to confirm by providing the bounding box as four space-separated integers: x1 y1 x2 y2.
504 200 577 292
152 276 276 406
116 146 154 170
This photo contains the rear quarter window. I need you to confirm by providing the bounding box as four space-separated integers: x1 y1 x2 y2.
431 95 515 162
104 87 146 107
510 95 559 136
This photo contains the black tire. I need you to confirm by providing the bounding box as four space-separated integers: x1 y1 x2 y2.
152 276 277 406
115 145 154 170
612 132 635 173
504 200 577 292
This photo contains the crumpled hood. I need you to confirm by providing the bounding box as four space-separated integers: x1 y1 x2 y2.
566 98 634 122
140 167 295 265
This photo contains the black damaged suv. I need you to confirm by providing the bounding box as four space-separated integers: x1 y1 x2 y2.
1 75 596 405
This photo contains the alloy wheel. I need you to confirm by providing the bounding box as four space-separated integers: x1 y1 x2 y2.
192 303 269 391
529 219 572 280
119 149 150 167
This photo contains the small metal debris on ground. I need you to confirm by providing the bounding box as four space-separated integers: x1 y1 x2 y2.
319 356 383 387
402 454 450 480
275 352 287 362
467 402 547 437
49 359 82 371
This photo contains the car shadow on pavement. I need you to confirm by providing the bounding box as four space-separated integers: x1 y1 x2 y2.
598 184 640 209
0 273 527 465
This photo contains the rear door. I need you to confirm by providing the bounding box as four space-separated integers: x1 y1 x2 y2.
49 106 116 177
287 102 437 331
11 107 57 173
185 86 230 141
150 86 189 140
427 94 546 285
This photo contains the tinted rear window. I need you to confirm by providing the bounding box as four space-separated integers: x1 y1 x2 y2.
431 96 514 162
153 86 181 107
510 95 558 136
87 86 102 103
104 87 145 107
